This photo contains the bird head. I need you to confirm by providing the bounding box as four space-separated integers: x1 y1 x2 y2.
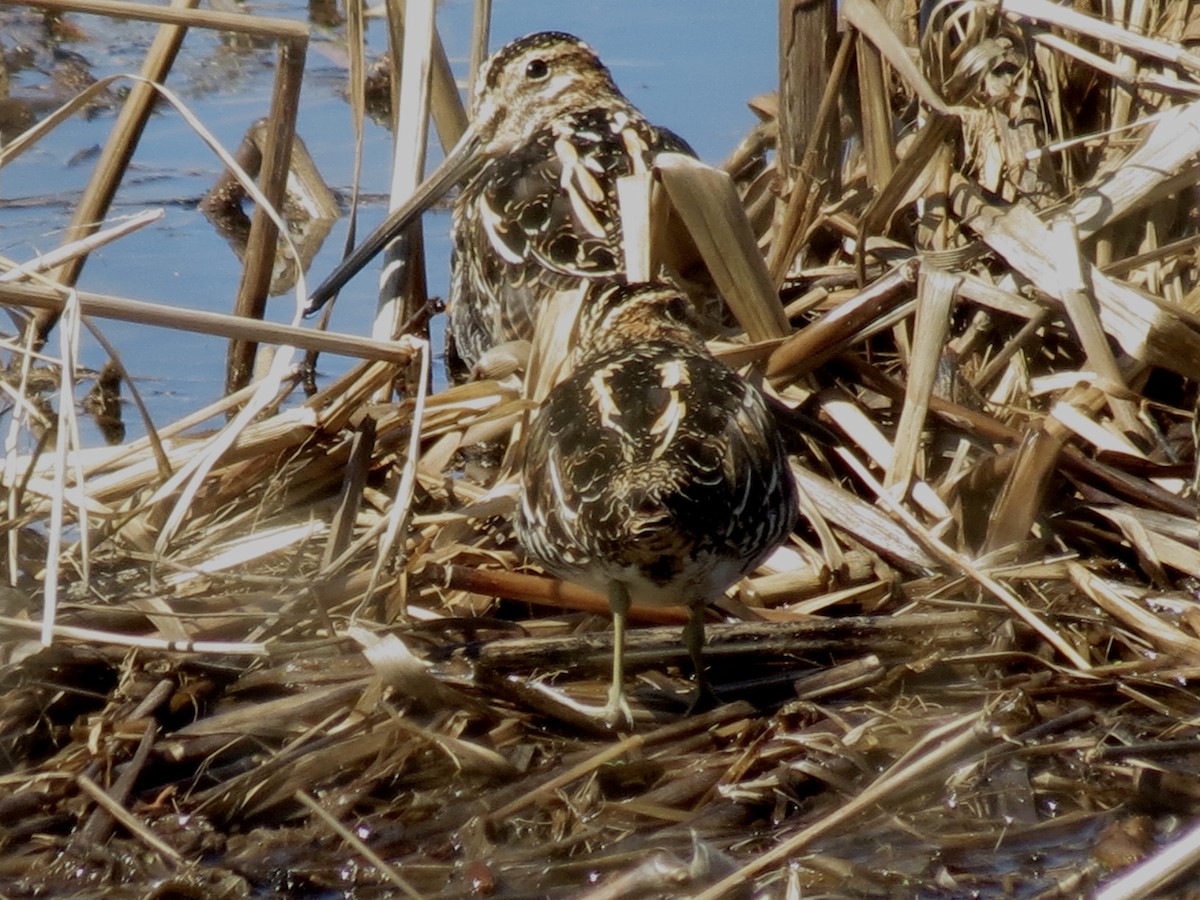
472 32 628 154
577 281 705 356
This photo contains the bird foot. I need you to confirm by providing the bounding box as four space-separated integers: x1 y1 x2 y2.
523 681 637 730
602 689 636 731
685 681 719 716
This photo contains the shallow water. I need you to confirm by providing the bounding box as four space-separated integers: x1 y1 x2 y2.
1 1 773 445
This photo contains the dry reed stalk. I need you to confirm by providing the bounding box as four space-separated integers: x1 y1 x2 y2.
11 0 307 35
888 266 959 491
773 0 840 282
302 0 367 376
4 0 314 392
1096 817 1200 900
0 209 164 283
0 282 414 364
467 0 492 106
40 0 194 311
656 154 790 341
374 0 434 347
76 773 184 865
769 29 854 286
694 701 1027 899
8 0 1200 895
40 290 87 643
224 35 306 392
362 337 429 616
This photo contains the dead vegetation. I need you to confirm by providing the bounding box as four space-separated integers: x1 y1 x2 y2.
4 0 1200 896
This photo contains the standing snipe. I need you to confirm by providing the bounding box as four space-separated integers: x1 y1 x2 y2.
306 32 698 376
514 281 797 727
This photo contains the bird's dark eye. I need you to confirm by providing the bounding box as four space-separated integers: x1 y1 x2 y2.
665 295 690 321
525 58 549 80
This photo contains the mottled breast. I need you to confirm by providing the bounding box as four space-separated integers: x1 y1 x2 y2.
516 340 797 603
449 109 694 369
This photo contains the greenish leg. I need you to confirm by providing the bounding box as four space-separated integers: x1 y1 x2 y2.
684 603 717 713
604 582 634 728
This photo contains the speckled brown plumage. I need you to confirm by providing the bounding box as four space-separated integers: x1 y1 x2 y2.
514 282 797 725
304 31 702 372
448 31 696 374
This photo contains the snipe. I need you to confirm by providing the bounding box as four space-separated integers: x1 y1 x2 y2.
306 32 699 377
514 281 797 726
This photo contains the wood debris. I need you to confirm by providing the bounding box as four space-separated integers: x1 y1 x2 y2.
4 0 1200 895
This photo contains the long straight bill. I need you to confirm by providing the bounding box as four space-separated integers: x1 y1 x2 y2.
305 126 483 316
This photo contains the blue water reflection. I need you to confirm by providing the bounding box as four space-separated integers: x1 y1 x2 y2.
0 2 773 444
